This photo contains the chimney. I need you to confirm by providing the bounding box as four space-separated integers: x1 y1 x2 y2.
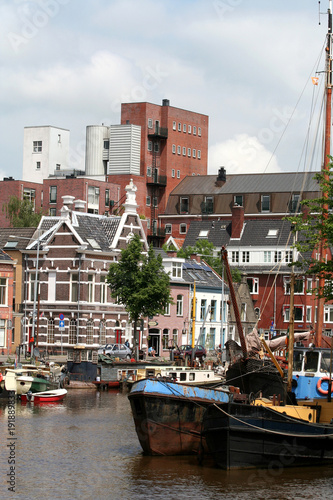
216 167 226 187
190 253 201 263
231 204 244 238
162 99 170 106
62 195 75 208
73 199 87 212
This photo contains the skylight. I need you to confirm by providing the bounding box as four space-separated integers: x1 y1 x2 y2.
198 230 209 238
4 241 18 249
267 229 278 238
86 238 101 249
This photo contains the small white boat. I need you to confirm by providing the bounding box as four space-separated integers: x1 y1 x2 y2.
21 388 67 403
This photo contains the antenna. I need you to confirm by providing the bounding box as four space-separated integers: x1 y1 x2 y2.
319 1 321 25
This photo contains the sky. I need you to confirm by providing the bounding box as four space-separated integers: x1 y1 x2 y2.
0 0 330 181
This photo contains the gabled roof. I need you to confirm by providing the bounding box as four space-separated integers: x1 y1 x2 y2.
169 171 320 196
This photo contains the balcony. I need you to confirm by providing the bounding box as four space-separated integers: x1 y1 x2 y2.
148 126 168 139
150 227 166 238
147 174 167 187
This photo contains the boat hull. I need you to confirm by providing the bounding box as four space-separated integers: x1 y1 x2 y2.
128 378 230 456
203 402 333 469
21 389 67 403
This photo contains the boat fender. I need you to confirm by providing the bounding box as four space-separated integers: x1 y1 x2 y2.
316 377 333 395
0 373 3 383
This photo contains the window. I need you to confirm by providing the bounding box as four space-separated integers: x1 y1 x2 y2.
172 144 176 154
180 197 189 213
188 125 191 134
173 121 176 130
105 189 110 207
200 299 207 320
86 319 94 345
153 197 158 207
49 208 56 216
242 251 250 263
36 161 41 169
188 148 191 157
70 273 79 302
50 186 57 203
285 251 293 264
274 251 282 263
231 251 239 263
198 127 201 136
284 306 303 322
306 306 312 323
234 195 243 206
99 320 106 344
33 140 42 152
103 139 109 149
172 262 182 278
324 306 333 322
0 319 5 347
100 275 107 304
162 328 169 349
24 188 36 208
147 218 151 229
193 126 196 135
241 303 246 322
147 166 152 177
172 169 175 178
88 275 95 303
177 145 181 155
306 278 313 294
47 318 55 344
177 170 180 179
261 195 270 212
88 186 100 210
56 164 61 170
154 143 159 153
197 150 201 159
284 277 304 294
247 277 259 294
210 300 217 321
148 118 153 129
0 278 7 305
148 141 152 151
69 319 77 344
193 149 196 158
183 124 186 133
180 224 187 234
165 224 172 234
177 295 183 316
29 273 38 302
264 251 272 263
165 302 170 315
178 123 181 132
183 146 186 156
290 194 300 213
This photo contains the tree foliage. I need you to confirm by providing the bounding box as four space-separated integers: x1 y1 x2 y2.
2 196 43 228
288 162 333 301
107 234 173 354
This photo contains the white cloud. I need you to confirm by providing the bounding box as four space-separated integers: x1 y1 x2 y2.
208 134 281 175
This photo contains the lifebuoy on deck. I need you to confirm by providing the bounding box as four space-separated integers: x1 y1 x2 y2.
316 377 333 395
0 373 3 383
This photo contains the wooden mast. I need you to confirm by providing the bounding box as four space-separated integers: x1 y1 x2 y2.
317 0 332 347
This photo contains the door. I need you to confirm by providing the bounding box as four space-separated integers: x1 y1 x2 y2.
148 328 160 356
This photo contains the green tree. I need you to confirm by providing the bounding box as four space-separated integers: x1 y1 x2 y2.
288 162 333 301
107 234 173 358
2 196 43 227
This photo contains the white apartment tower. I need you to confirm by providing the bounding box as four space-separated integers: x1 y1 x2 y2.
22 126 70 183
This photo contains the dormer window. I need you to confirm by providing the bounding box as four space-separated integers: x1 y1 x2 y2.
172 262 182 279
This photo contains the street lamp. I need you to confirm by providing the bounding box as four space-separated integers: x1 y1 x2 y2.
10 231 41 362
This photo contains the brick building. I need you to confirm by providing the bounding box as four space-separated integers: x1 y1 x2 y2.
0 249 15 355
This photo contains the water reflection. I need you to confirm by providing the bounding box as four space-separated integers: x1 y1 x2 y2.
1 391 333 500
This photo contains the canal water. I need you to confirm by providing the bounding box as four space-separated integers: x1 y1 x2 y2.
1 389 333 500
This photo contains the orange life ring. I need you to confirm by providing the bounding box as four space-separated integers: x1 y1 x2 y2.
0 373 3 383
316 377 333 395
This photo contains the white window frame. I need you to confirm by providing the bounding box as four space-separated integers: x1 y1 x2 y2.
177 145 181 155
179 224 187 234
172 262 182 279
148 118 153 129
172 144 176 154
173 121 176 130
198 127 201 136
146 196 151 206
198 150 201 159
183 146 186 156
100 275 108 304
176 295 183 316
183 124 186 133
188 148 191 157
177 170 180 179
178 123 182 132
172 169 175 178
148 141 152 151
165 224 172 234
0 278 8 306
87 274 95 303
188 125 191 134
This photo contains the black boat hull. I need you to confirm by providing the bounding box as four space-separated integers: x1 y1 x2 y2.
203 403 333 469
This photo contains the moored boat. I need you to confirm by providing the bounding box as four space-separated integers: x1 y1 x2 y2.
21 388 67 403
128 377 236 456
202 400 333 469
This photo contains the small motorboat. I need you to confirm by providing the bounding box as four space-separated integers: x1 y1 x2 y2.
21 388 67 403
